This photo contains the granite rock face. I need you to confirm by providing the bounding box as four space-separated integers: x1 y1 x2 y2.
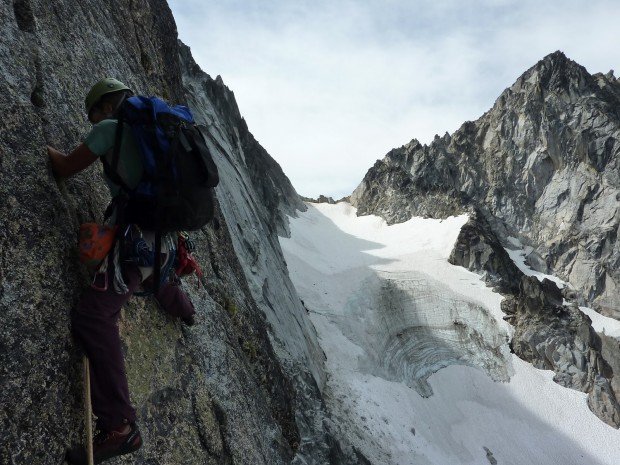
351 51 620 317
509 275 620 427
0 1 355 464
448 209 523 295
448 210 620 427
179 43 363 464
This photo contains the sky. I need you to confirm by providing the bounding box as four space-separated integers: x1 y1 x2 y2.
168 0 620 199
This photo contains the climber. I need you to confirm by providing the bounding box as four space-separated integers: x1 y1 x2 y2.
47 78 196 465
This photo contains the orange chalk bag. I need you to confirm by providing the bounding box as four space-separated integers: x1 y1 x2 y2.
78 223 118 270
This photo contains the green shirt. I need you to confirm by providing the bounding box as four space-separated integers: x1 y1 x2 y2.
84 119 143 197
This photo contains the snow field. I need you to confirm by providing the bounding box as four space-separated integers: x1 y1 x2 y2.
280 202 620 465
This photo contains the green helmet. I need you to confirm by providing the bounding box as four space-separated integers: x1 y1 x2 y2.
84 78 131 114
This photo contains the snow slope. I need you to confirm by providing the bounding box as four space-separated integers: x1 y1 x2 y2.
280 202 620 465
504 238 620 342
580 307 620 340
504 237 567 289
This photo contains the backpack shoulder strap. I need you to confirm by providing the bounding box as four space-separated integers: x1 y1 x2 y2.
100 114 133 194
152 231 162 293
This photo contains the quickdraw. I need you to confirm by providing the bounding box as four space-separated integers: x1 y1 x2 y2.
175 232 203 279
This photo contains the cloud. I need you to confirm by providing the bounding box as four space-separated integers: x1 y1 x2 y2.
169 0 620 198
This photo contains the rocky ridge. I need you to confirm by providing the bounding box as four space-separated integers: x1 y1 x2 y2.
351 51 620 317
351 52 620 427
301 195 338 204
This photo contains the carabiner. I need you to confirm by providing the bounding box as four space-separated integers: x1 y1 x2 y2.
91 271 108 292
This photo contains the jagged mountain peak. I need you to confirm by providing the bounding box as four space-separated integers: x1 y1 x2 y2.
377 51 609 173
530 49 588 80
352 51 620 317
505 50 595 101
536 49 575 69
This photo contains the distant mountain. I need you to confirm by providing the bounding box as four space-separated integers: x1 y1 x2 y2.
351 52 620 427
351 51 620 319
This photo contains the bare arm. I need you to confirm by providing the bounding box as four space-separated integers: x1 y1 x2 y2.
47 143 99 178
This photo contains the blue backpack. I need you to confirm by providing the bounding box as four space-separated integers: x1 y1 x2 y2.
101 95 219 232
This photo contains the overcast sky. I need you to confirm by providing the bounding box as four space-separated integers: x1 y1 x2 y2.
168 0 620 199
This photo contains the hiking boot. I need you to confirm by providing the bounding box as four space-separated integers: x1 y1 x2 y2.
181 313 196 326
66 420 142 465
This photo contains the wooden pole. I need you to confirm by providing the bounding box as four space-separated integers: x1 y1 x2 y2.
82 355 95 465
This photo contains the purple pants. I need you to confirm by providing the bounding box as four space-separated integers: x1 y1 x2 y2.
71 264 195 430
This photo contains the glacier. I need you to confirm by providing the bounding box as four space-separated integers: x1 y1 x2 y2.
280 202 620 465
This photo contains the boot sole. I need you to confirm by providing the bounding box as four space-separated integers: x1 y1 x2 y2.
95 434 143 464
